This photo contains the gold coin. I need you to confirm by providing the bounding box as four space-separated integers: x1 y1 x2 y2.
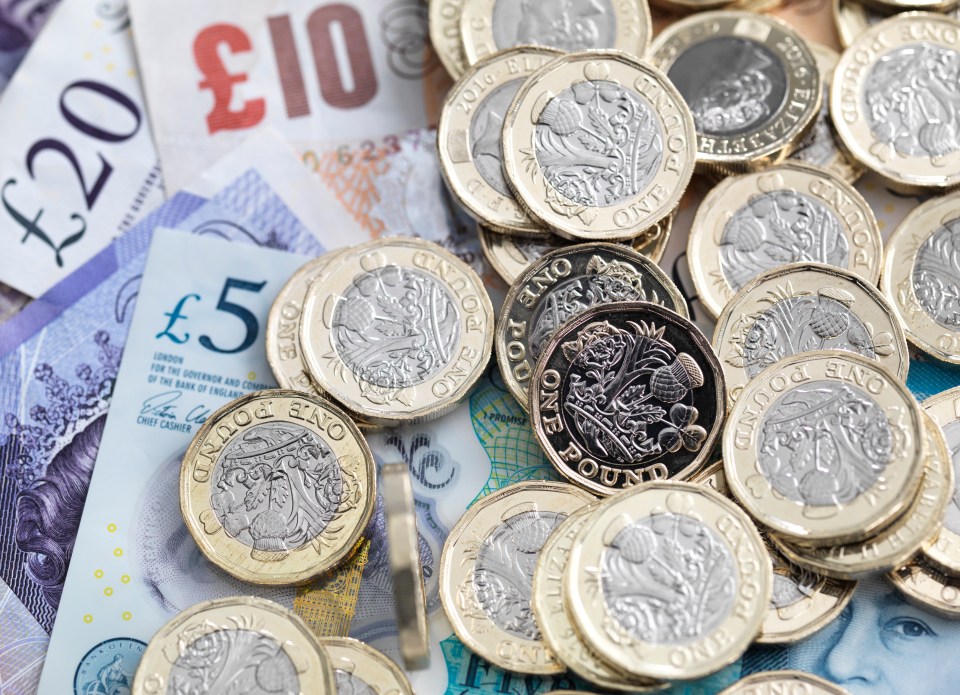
922 386 960 576
688 161 882 319
771 412 954 579
566 481 771 681
690 461 856 644
381 463 429 670
881 190 960 364
531 504 666 692
649 11 822 176
832 13 960 193
438 480 594 674
459 0 652 67
718 670 851 695
430 0 468 79
300 237 494 425
502 50 696 242
713 264 908 404
724 351 926 546
180 389 375 584
438 46 561 235
320 636 414 695
789 43 864 184
479 214 672 284
889 557 960 618
132 596 335 694
497 242 688 410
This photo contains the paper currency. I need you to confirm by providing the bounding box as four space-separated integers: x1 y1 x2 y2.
0 0 60 93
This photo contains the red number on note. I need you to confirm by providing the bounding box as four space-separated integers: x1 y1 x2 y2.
194 24 266 134
306 4 377 109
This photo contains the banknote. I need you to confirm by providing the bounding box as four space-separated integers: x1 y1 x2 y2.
0 0 163 299
0 0 61 94
129 0 449 193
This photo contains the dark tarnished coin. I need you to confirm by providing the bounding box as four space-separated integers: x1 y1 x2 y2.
497 243 688 410
531 301 725 496
650 11 822 175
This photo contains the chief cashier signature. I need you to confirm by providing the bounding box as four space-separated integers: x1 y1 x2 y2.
140 390 211 424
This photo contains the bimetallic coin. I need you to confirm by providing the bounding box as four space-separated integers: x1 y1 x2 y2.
532 302 725 496
923 387 960 576
532 504 667 692
438 481 595 673
718 670 851 695
882 190 960 364
132 596 335 694
180 390 376 585
498 243 688 410
321 637 414 695
300 237 494 425
382 463 429 670
688 161 882 318
566 481 771 681
690 461 856 644
649 11 822 175
459 0 652 66
788 43 863 184
713 264 908 404
889 557 960 618
832 13 960 193
430 0 468 79
724 351 926 546
772 412 954 580
438 46 562 235
502 50 696 241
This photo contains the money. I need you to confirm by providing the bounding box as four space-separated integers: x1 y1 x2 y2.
430 0 468 79
713 264 908 403
321 636 414 695
0 0 59 94
881 189 960 364
496 243 688 410
501 50 696 241
438 46 560 235
180 389 376 585
688 162 882 319
724 351 926 546
566 481 771 681
831 13 960 193
889 557 960 618
531 301 724 495
132 596 336 693
381 462 430 671
718 670 851 695
299 236 494 425
438 480 594 674
922 387 960 576
649 11 822 175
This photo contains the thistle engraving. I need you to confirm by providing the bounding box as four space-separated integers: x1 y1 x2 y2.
911 220 960 329
863 43 960 162
211 422 359 559
601 512 736 644
561 321 708 465
332 266 461 389
334 670 377 695
472 510 567 640
719 191 849 292
472 78 526 197
168 629 299 693
491 0 617 52
758 381 894 506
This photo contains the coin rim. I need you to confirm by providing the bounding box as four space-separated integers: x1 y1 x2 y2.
717 669 852 695
320 636 415 695
888 557 960 618
923 386 960 575
429 0 468 79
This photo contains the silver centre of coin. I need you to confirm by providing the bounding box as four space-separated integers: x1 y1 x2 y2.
719 190 849 292
535 80 663 207
601 512 736 644
210 422 343 554
334 670 377 695
491 0 617 52
940 420 960 535
666 37 788 137
740 294 878 379
790 79 834 167
168 629 299 693
472 510 567 640
912 220 960 329
863 43 960 160
333 266 461 388
471 78 525 197
770 553 817 610
758 381 892 506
